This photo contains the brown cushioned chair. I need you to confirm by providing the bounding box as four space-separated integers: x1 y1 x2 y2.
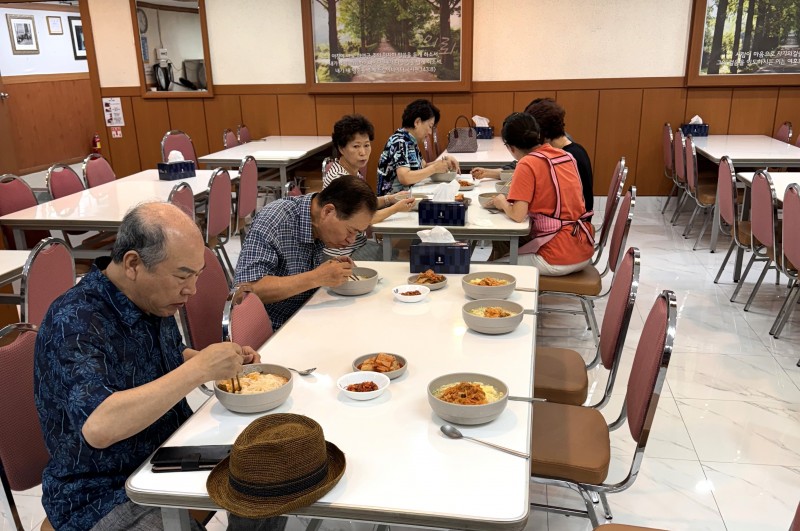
771 184 800 342
530 290 677 528
537 187 636 354
681 135 718 250
714 156 753 291
535 247 639 406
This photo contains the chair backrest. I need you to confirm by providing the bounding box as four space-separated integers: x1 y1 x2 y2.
775 121 792 144
46 163 85 199
717 156 749 251
0 175 50 250
422 124 440 162
222 284 273 349
179 246 229 350
750 170 778 250
0 322 50 494
20 237 75 327
236 156 259 232
673 128 687 185
223 128 239 149
594 247 640 409
161 129 198 164
168 182 195 220
684 134 700 194
237 124 252 144
624 290 677 446
594 166 627 263
607 187 636 275
781 184 800 277
791 500 800 531
205 168 232 244
662 122 674 178
82 153 116 188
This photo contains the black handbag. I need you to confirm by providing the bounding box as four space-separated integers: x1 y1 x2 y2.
446 115 478 153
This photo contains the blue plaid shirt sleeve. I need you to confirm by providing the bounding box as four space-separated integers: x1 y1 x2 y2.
234 213 281 285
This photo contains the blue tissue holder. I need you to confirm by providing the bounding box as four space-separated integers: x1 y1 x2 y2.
158 160 196 181
410 241 471 274
418 201 467 227
680 124 709 137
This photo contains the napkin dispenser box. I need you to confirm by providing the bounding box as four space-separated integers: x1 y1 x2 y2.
158 160 196 181
680 123 709 137
475 126 493 139
410 241 470 274
418 201 466 226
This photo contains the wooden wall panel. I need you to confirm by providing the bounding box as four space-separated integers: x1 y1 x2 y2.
513 91 556 112
773 88 800 141
556 90 599 183
685 89 732 135
131 97 170 169
728 88 779 136
594 89 643 195
167 100 210 157
240 95 280 140
636 88 687 196
203 95 243 153
432 94 473 153
354 95 394 191
314 96 355 140
472 92 513 138
277 95 318 135
105 96 141 177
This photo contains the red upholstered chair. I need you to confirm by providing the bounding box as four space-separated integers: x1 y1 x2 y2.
792 501 800 531
223 128 239 149
20 237 75 327
222 284 273 349
669 128 689 225
681 135 717 250
660 123 677 214
714 157 754 290
774 121 793 144
161 130 198 164
234 156 258 238
46 163 85 199
168 182 195 220
179 246 230 351
530 290 678 528
594 160 627 275
82 153 116 188
236 124 252 144
770 184 800 342
204 168 234 284
0 175 50 250
0 322 55 531
535 247 640 406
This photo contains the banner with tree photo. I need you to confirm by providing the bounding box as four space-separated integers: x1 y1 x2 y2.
688 0 800 85
303 0 472 92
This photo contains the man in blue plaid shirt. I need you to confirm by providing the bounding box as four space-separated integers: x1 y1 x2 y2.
235 175 377 331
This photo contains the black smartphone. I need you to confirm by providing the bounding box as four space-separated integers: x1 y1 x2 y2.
150 445 231 473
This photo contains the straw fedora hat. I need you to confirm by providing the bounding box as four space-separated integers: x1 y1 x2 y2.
207 414 345 518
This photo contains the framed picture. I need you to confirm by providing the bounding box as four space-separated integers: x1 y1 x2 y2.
686 0 800 87
5 14 39 55
301 0 472 93
68 16 86 60
46 16 63 35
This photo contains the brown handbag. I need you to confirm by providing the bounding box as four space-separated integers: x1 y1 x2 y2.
446 115 478 153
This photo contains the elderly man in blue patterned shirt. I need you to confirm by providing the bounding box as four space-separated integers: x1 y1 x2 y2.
34 202 261 531
235 175 377 331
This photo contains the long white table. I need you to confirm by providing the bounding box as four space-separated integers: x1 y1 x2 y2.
737 171 800 200
0 170 238 255
198 136 333 197
371 177 531 264
440 138 514 169
126 261 538 531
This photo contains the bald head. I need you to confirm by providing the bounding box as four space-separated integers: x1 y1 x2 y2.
111 202 203 269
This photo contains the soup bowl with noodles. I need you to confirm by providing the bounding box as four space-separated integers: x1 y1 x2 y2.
427 373 509 425
215 363 293 414
461 271 516 299
330 267 379 296
462 299 525 335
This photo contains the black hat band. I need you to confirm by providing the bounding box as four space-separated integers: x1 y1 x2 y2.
228 461 329 498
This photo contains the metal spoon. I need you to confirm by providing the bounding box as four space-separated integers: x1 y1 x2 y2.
287 367 316 376
508 395 547 403
439 425 529 459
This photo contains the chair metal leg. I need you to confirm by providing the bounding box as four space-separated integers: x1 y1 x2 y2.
714 241 736 283
772 285 800 338
598 492 613 520
693 208 713 250
581 298 600 347
662 183 678 214
683 204 700 237
670 191 688 225
590 491 600 503
744 261 772 311
578 487 601 528
731 254 758 302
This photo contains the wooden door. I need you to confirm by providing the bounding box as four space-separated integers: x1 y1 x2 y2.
0 76 19 175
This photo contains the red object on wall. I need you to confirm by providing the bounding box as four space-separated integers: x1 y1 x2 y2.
91 133 101 154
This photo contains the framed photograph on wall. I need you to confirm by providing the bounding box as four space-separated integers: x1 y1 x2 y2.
47 16 63 35
302 0 472 93
5 14 39 55
68 16 86 60
687 0 800 86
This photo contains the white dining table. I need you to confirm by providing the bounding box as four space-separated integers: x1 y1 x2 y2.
371 177 531 264
440 138 514 169
198 136 333 197
126 261 538 531
0 169 238 255
737 171 800 200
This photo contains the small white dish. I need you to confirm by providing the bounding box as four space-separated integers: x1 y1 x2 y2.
392 284 430 303
337 371 390 401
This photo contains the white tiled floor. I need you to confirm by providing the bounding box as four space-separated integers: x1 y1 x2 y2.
3 198 799 531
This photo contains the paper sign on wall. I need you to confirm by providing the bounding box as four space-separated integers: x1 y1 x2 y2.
102 97 125 127
110 127 122 139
